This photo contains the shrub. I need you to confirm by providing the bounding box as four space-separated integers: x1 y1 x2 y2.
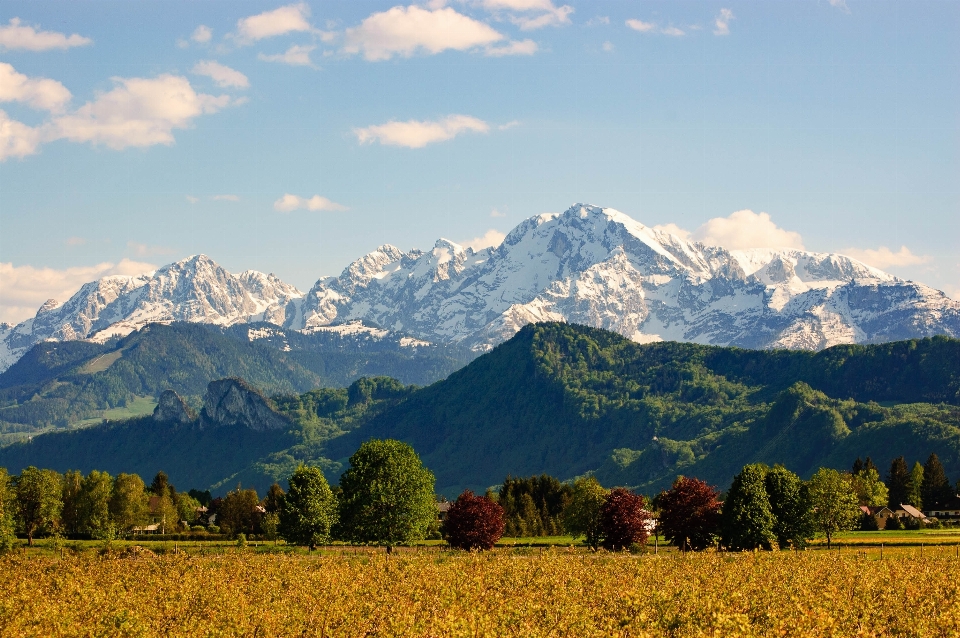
444 490 505 551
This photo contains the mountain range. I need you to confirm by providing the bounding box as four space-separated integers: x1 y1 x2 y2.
3 204 958 373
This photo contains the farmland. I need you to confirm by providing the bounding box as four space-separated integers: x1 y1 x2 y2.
2 537 959 637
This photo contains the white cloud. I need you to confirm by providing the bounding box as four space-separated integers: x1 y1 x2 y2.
840 245 932 270
212 194 240 202
461 229 506 251
602 41 614 52
0 63 72 112
586 16 611 26
126 241 173 257
354 115 490 148
625 19 657 33
497 120 520 130
511 6 574 30
0 110 44 160
490 208 506 218
192 61 249 89
186 195 199 204
661 26 686 37
192 25 213 43
828 0 851 14
713 8 734 36
344 6 504 61
273 194 348 212
236 3 313 43
485 39 538 57
258 44 316 66
51 74 234 150
0 17 92 51
693 210 804 250
65 236 86 246
652 223 693 242
481 0 573 31
0 259 156 324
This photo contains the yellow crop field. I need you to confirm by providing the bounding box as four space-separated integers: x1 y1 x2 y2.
1 549 959 637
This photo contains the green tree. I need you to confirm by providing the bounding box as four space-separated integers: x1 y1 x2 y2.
721 464 775 551
562 476 608 550
764 465 814 549
498 475 572 537
907 462 924 510
263 483 285 513
110 473 148 533
886 456 910 508
149 471 178 534
14 466 63 546
0 468 16 552
851 467 889 508
279 465 338 549
218 486 261 537
921 453 952 509
337 439 436 547
808 468 861 548
78 470 114 539
61 470 84 536
174 491 202 526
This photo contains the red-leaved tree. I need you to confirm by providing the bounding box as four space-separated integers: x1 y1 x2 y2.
656 476 722 551
444 490 505 551
599 488 651 551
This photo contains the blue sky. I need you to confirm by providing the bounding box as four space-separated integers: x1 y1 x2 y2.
1 0 957 323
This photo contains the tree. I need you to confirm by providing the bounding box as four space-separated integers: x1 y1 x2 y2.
921 453 952 509
149 471 177 534
0 468 15 552
656 476 721 551
562 476 607 550
599 488 651 551
764 466 815 549
14 466 63 546
498 475 572 537
279 465 338 549
78 470 114 539
722 464 775 551
851 467 889 508
218 486 261 537
110 473 148 533
263 483 285 513
808 468 861 549
886 456 910 508
174 492 202 526
338 440 436 548
907 462 924 510
444 490 505 550
61 470 84 536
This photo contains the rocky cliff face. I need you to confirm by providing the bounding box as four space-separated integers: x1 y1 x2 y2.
201 378 290 431
152 390 197 425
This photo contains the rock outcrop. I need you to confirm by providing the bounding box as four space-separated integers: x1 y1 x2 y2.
201 378 290 431
152 390 197 425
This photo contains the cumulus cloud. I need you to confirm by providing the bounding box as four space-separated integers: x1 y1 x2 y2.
344 6 504 61
485 39 537 57
657 211 804 250
840 245 932 270
192 61 249 89
354 115 490 148
0 63 72 112
258 44 316 66
192 25 213 43
273 194 348 212
235 3 313 43
625 19 657 33
0 17 92 51
661 26 686 37
0 110 44 160
51 74 234 150
460 229 506 251
0 259 156 325
713 8 734 36
490 208 507 218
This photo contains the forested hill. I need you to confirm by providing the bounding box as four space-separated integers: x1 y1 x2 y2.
325 324 960 495
1 323 958 497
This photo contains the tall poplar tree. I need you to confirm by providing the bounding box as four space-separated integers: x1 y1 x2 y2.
907 462 924 510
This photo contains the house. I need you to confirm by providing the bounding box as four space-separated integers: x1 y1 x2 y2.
860 505 895 529
437 501 451 522
898 503 930 524
924 496 960 524
132 523 160 535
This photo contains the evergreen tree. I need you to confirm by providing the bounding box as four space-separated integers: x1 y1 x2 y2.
852 458 864 475
863 457 878 475
279 466 338 549
907 462 924 510
886 457 910 508
921 453 952 509
722 464 776 551
497 475 572 538
764 466 815 549
338 439 436 547
562 476 607 550
14 466 63 546
808 468 861 548
263 483 285 513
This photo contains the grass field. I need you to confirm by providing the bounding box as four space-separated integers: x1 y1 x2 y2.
1 542 958 637
73 395 158 428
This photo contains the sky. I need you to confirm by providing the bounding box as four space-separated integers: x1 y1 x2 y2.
1 0 957 324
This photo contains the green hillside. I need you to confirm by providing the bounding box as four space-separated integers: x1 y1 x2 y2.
1 323 958 497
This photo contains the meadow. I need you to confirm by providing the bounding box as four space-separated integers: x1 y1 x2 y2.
2 534 959 637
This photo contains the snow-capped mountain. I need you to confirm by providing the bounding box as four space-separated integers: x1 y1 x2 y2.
2 204 958 373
